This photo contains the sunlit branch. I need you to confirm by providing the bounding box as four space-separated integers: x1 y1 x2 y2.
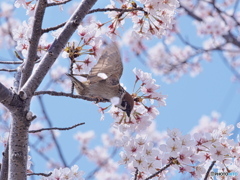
38 96 67 167
42 22 66 34
47 0 71 7
0 61 22 64
204 160 216 180
29 122 85 133
27 172 52 177
19 0 47 88
34 91 109 102
88 7 147 14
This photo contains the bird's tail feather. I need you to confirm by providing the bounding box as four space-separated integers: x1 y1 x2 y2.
66 73 85 93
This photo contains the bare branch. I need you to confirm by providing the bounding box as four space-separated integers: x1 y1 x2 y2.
29 142 58 167
85 148 119 180
0 61 22 64
180 4 203 21
0 68 17 72
88 7 147 14
34 91 109 102
134 167 139 180
19 0 48 89
29 122 85 133
38 96 67 167
42 22 66 34
219 52 240 80
27 172 52 177
204 161 216 180
20 0 98 98
144 158 177 180
47 0 71 7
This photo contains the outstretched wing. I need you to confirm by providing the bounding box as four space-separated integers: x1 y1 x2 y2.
87 43 123 85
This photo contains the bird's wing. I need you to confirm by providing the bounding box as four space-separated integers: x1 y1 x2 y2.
87 43 123 85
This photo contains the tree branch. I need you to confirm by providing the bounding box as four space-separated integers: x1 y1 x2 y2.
47 0 71 7
42 22 66 34
20 0 98 98
38 96 67 167
34 91 109 102
0 68 17 72
85 148 118 180
0 82 14 109
29 122 85 133
0 61 22 64
134 167 139 180
144 158 177 180
27 172 52 177
88 7 147 14
204 161 216 180
19 0 48 89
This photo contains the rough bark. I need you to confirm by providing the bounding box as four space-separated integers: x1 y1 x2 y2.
8 109 30 180
0 144 9 180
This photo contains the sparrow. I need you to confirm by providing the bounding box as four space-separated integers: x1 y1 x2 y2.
66 43 134 117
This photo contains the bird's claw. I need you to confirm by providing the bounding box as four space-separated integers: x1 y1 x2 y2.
94 97 104 103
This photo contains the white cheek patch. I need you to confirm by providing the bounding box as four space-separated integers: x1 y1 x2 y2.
110 97 120 105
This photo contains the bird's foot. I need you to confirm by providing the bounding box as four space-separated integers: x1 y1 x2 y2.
94 97 104 103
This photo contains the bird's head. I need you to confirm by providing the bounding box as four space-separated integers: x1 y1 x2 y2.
116 91 134 117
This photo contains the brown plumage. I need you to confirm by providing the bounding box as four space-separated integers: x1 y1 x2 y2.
66 43 134 117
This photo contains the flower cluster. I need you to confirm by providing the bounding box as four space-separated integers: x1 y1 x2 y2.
61 23 103 75
146 43 202 83
195 17 229 37
117 121 240 179
42 165 84 180
104 0 179 39
106 68 166 133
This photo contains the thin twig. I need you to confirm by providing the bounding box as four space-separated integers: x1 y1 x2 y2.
29 142 58 167
69 153 83 166
0 68 17 72
42 22 66 34
144 158 177 180
29 122 85 133
88 7 147 14
34 91 109 102
0 61 22 64
85 148 119 180
38 96 67 167
219 52 240 80
47 0 71 7
27 172 52 177
134 167 139 180
204 160 216 180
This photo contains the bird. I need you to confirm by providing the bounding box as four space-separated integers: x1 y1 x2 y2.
66 43 134 117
